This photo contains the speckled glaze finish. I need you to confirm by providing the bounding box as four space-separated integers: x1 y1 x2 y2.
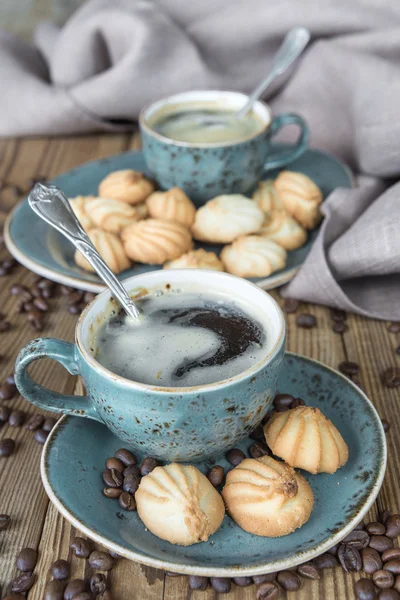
139 90 309 205
40 353 386 577
14 270 285 462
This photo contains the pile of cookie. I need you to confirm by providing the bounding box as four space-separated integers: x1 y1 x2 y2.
71 169 323 278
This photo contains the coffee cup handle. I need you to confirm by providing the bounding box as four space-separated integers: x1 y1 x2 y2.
14 338 101 421
263 113 309 171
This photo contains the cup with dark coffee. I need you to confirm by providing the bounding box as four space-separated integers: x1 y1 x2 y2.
14 270 285 461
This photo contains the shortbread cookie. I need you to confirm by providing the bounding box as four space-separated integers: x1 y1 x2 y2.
121 219 192 264
191 195 264 243
252 180 283 213
258 210 307 250
69 196 95 231
222 456 314 537
264 406 349 474
221 235 287 278
98 170 155 205
136 463 225 546
84 197 147 234
74 228 131 274
274 171 323 229
164 248 224 271
146 187 196 227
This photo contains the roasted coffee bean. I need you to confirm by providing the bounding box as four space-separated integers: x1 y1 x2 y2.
381 419 391 433
9 409 25 427
330 308 347 321
395 577 400 593
33 297 49 312
0 405 11 421
252 573 277 585
339 361 360 376
71 593 92 600
296 313 316 328
333 321 348 333
106 457 124 472
123 464 140 477
34 429 49 444
103 487 123 499
64 579 88 600
385 515 400 538
70 537 91 558
369 536 394 553
210 577 231 593
30 318 44 331
256 581 280 600
277 570 301 591
373 569 394 589
313 552 339 569
123 474 140 494
141 457 158 475
41 287 54 299
362 547 383 574
68 305 81 315
37 278 53 289
226 448 246 466
115 448 137 466
25 413 45 431
355 578 378 600
273 393 295 411
84 292 96 303
249 442 270 458
388 323 400 333
384 560 400 575
0 382 17 400
10 284 28 295
297 563 320 579
233 576 253 587
11 572 36 592
188 575 208 590
16 547 38 571
2 257 17 270
27 308 42 322
207 465 224 487
103 468 123 488
382 368 400 388
108 550 120 559
0 514 10 530
67 292 84 305
343 529 370 549
249 424 265 440
355 521 366 530
44 579 66 600
5 373 15 384
119 491 136 511
378 590 400 600
380 510 392 524
90 573 107 594
51 559 70 580
60 285 74 296
43 417 57 432
338 543 362 572
367 522 387 536
88 551 114 571
0 438 15 457
283 298 299 313
383 549 400 563
291 397 306 408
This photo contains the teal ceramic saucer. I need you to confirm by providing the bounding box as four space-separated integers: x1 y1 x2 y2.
41 353 386 577
5 147 352 293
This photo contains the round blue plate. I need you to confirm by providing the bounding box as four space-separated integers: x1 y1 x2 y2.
5 148 352 292
41 353 385 577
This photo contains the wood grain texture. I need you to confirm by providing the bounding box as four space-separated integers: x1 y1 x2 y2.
0 135 398 600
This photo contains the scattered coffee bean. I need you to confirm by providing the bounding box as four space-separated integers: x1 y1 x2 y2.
41 287 54 299
10 572 36 593
0 382 17 400
383 549 400 563
313 552 339 569
380 510 391 524
296 313 317 328
283 298 299 313
378 590 400 600
51 559 70 580
141 457 158 476
88 551 114 571
108 550 120 559
291 397 306 408
44 579 66 600
384 561 400 575
0 514 10 530
60 285 74 296
43 417 57 432
16 547 37 571
2 258 17 270
343 529 370 549
27 309 42 322
25 413 45 431
297 563 320 579
277 570 301 591
381 368 400 388
9 409 25 427
355 577 378 600
233 576 253 587
210 577 231 593
67 292 84 305
226 448 246 466
0 438 15 457
34 429 49 444
0 405 10 421
123 473 140 494
362 547 383 574
355 521 366 530
33 297 49 311
71 593 92 600
70 537 91 558
367 522 386 536
373 569 394 589
64 579 88 600
338 543 362 572
84 292 96 303
123 464 140 477
90 573 107 595
119 491 136 511
103 487 123 499
10 284 28 296
103 468 123 488
249 441 270 458
333 321 348 333
339 361 360 377
207 465 224 487
252 573 277 585
273 393 294 412
68 305 80 315
369 536 394 553
388 323 400 333
327 543 339 555
381 419 391 433
188 575 209 590
256 581 280 600
330 308 347 322
106 457 124 472
386 515 400 538
114 448 137 466
250 424 266 440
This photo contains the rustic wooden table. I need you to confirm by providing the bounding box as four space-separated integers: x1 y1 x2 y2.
0 133 399 600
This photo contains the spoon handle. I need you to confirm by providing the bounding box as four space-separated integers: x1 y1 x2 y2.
28 183 140 320
236 26 311 120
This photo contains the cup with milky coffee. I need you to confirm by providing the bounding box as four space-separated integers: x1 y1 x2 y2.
14 270 285 461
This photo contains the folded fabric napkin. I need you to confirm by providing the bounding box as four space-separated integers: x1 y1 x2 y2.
1 0 399 318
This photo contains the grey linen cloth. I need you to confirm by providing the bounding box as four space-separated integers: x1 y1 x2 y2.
0 0 399 318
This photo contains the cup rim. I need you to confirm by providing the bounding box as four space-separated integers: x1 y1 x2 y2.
138 90 272 148
75 270 285 394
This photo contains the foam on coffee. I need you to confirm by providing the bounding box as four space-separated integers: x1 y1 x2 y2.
94 289 267 388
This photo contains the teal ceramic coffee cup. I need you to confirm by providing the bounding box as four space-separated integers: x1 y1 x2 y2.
14 270 285 462
139 90 309 206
